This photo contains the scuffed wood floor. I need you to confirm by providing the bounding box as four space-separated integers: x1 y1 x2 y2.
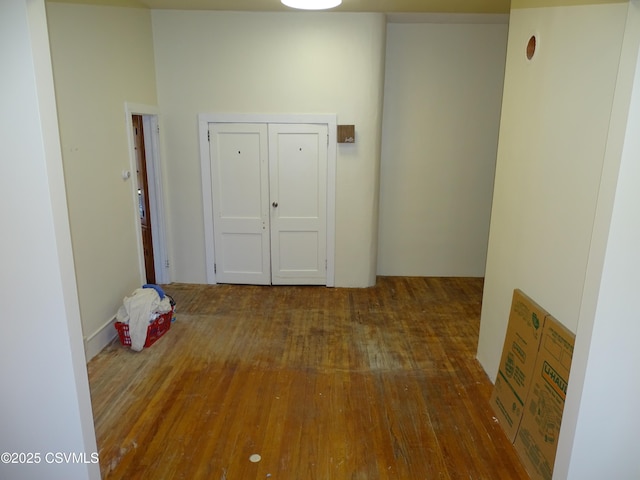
87 277 528 479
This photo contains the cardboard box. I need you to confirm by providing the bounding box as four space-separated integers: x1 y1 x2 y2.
490 289 548 442
514 315 575 480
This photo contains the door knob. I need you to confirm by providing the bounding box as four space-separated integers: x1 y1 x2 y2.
272 202 278 208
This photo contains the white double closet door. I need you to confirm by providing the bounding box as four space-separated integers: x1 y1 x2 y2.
209 123 328 285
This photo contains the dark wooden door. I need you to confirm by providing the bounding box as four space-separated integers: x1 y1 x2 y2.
133 115 155 284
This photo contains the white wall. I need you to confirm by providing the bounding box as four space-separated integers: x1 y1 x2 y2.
0 1 98 478
556 3 640 478
477 1 640 478
477 3 629 380
47 3 159 352
378 19 508 276
564 60 640 477
151 10 387 287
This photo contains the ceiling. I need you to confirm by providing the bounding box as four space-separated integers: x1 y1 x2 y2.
47 0 511 14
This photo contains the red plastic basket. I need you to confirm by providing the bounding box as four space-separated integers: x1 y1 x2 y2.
115 308 173 348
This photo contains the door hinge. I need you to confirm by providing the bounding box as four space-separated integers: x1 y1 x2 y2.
157 124 160 134
165 259 170 268
327 134 329 146
214 263 217 273
208 130 210 142
325 259 327 271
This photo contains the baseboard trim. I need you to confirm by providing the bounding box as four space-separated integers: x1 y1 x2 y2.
84 315 118 362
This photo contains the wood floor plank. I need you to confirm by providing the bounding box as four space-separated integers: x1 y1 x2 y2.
87 277 528 479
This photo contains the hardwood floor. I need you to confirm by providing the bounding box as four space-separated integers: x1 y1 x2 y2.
87 277 528 479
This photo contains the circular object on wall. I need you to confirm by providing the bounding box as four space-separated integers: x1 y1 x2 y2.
526 35 537 60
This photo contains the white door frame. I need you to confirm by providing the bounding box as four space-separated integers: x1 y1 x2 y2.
199 113 337 287
125 102 171 285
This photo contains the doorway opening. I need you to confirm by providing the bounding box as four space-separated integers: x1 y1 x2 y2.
125 103 170 285
132 114 155 283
